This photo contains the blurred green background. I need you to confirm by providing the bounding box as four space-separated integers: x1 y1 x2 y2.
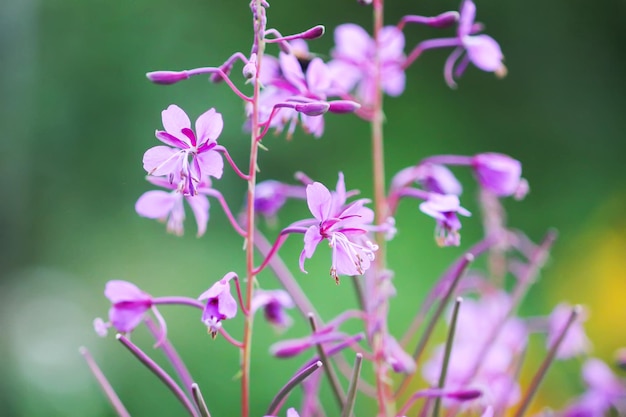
1 0 625 415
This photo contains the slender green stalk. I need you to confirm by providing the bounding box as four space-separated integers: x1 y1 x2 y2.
308 313 346 409
191 383 211 417
266 361 323 416
513 306 581 417
432 297 463 417
341 353 364 417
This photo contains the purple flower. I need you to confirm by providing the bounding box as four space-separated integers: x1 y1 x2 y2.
391 163 462 195
329 23 405 106
472 153 524 197
548 303 591 359
143 105 224 195
300 174 378 283
564 359 626 417
419 193 471 246
251 289 294 329
135 176 210 237
94 280 154 336
198 273 238 337
253 180 306 222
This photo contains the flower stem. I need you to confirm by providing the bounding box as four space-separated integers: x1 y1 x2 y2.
432 297 463 417
266 361 323 416
341 353 364 417
116 334 198 417
79 346 131 417
241 2 266 416
191 383 212 417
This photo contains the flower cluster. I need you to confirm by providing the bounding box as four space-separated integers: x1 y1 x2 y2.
80 1 617 417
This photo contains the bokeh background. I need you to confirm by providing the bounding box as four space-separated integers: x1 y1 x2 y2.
1 0 625 415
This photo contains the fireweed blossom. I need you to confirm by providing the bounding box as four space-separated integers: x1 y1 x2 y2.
143 104 224 195
299 175 378 283
404 0 505 87
94 280 156 337
328 23 406 107
198 273 238 338
419 193 471 247
254 52 335 138
135 176 210 237
251 289 295 329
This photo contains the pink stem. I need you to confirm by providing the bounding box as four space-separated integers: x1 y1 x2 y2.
214 145 250 180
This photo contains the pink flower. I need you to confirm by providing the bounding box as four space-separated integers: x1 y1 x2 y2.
135 176 210 237
419 193 470 246
329 24 405 106
94 280 165 339
256 52 335 138
198 273 238 337
251 289 294 329
299 174 378 283
472 153 524 197
143 105 224 195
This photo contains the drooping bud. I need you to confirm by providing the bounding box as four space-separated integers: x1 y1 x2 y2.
242 54 257 80
300 25 325 40
146 71 190 85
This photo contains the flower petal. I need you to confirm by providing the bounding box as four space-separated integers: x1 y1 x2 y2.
196 150 224 179
143 146 182 176
185 194 210 237
162 104 191 135
105 280 149 303
379 26 405 62
195 108 223 145
135 190 177 219
306 58 331 94
333 24 372 62
279 52 307 92
458 0 476 37
306 182 332 221
463 35 503 72
109 304 149 333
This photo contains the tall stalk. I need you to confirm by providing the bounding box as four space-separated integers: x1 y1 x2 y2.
241 1 266 416
371 1 394 416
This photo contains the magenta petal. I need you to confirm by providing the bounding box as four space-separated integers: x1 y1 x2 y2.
196 150 224 179
333 24 372 62
185 194 210 237
279 52 307 92
458 0 477 37
379 26 405 61
109 304 149 333
136 190 177 219
306 58 331 94
105 280 148 303
195 108 223 145
463 35 503 72
162 104 191 135
217 291 238 319
327 60 361 93
303 225 323 259
381 66 406 97
301 114 324 138
143 146 181 175
306 182 332 221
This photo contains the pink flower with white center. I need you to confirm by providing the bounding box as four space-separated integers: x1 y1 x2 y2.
143 105 224 195
419 193 471 247
135 176 210 237
328 24 406 106
548 303 591 359
198 273 238 338
299 175 378 283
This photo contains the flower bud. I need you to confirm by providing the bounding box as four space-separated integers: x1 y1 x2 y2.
146 71 189 85
328 100 361 114
242 54 257 79
300 25 325 40
294 102 330 116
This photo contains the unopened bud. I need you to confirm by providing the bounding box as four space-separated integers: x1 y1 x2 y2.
294 102 330 116
328 100 361 114
301 25 325 40
428 11 459 28
146 71 189 85
357 0 372 4
242 54 257 79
